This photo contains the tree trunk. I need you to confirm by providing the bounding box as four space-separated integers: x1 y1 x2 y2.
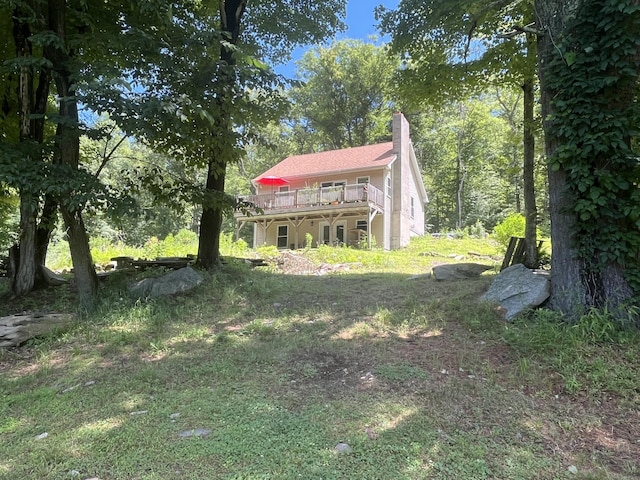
13 198 37 296
536 0 640 316
522 32 538 268
455 103 465 230
196 0 247 269
10 4 55 296
11 9 37 296
35 195 58 267
197 162 226 269
60 207 97 307
536 0 586 315
47 0 98 304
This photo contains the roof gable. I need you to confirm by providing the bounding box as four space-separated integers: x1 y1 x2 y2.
253 142 395 182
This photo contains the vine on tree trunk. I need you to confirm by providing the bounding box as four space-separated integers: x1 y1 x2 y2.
545 0 640 304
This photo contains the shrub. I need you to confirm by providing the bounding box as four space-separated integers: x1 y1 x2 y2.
219 233 249 257
304 232 313 250
492 213 526 249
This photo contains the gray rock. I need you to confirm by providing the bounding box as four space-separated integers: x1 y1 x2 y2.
481 263 550 320
408 272 431 280
334 442 353 453
179 428 211 438
129 267 204 298
432 263 493 280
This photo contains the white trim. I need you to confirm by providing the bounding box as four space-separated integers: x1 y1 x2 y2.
320 179 348 187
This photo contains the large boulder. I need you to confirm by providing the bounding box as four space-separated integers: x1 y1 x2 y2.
481 263 550 321
432 262 494 280
129 266 204 298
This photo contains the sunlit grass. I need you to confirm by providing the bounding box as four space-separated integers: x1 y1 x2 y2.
2 236 639 478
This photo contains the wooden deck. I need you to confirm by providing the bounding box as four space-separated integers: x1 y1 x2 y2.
234 183 384 218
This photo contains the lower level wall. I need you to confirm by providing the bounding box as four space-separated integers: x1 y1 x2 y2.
251 215 385 249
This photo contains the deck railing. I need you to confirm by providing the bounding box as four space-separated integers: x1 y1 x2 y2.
239 183 384 212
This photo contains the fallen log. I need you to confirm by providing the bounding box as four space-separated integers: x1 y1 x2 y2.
0 312 75 348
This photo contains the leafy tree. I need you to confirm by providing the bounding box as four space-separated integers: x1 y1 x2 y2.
0 0 166 303
85 1 347 270
80 120 192 245
378 0 540 266
536 0 640 316
290 39 398 150
411 97 513 232
47 0 101 302
1 0 53 296
194 0 347 268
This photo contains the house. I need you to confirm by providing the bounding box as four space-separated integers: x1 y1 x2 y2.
234 113 428 250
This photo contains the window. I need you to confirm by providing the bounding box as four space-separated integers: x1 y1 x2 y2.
386 175 392 197
320 181 346 203
279 185 289 192
356 220 368 232
277 225 288 248
322 225 330 244
320 221 346 245
410 197 415 218
356 176 369 184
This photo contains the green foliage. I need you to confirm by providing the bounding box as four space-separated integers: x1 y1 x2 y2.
0 188 18 251
545 0 640 294
304 232 313 251
256 244 280 261
47 229 201 270
412 99 518 232
290 40 398 150
219 233 249 257
492 213 525 249
505 307 640 397
310 243 388 267
378 0 535 105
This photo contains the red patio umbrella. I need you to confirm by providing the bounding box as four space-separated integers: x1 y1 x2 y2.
256 175 288 193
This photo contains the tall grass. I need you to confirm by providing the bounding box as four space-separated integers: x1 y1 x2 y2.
503 307 640 398
46 230 252 271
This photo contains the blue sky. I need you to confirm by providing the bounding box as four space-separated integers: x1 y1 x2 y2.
274 0 399 77
342 0 398 41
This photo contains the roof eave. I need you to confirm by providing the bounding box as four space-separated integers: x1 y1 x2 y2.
257 159 397 183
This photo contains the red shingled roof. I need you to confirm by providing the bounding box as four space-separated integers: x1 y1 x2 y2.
253 142 396 182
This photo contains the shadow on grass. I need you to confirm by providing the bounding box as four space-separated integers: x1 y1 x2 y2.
1 264 637 478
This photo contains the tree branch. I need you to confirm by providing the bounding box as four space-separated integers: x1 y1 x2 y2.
466 0 522 58
95 134 127 178
497 23 543 39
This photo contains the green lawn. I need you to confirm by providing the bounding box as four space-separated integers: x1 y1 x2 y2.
1 237 639 479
